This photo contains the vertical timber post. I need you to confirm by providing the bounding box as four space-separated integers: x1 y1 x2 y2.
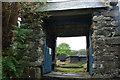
89 27 93 75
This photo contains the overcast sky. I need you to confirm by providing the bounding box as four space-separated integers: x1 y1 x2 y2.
57 36 86 50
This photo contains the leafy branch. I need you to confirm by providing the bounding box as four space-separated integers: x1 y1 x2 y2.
2 24 29 79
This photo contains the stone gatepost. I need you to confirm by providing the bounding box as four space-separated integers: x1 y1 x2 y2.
92 0 120 78
22 22 45 78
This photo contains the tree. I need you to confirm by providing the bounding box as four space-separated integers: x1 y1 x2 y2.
2 2 20 50
78 49 86 53
2 2 47 78
56 43 71 55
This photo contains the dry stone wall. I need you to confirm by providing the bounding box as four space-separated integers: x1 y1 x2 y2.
20 1 120 79
21 13 45 78
92 1 120 78
23 25 45 78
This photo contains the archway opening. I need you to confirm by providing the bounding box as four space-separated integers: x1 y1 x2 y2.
42 13 93 78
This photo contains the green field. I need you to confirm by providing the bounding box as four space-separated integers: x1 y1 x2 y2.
55 67 86 72
55 60 87 72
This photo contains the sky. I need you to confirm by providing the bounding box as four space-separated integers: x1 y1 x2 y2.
57 36 86 50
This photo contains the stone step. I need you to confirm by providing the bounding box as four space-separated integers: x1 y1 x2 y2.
42 71 91 79
41 72 120 80
41 77 119 80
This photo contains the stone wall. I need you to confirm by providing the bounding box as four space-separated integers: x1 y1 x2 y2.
21 13 45 78
20 1 120 79
23 24 45 78
92 1 120 78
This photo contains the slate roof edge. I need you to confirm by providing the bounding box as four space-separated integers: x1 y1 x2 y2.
41 7 107 12
35 1 107 12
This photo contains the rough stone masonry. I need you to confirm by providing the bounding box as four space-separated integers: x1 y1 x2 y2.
92 0 120 78
21 12 45 78
21 0 120 79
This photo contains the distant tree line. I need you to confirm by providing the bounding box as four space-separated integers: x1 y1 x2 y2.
56 43 86 56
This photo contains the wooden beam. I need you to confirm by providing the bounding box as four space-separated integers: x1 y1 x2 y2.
45 8 105 16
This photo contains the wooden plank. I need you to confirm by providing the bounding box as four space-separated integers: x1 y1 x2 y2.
89 29 93 75
43 37 52 74
45 8 105 16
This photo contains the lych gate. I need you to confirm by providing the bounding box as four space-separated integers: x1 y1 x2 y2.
2 1 119 79
36 1 106 76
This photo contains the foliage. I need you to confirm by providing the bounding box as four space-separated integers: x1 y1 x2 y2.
2 2 47 79
70 50 76 55
56 43 71 55
77 49 86 53
2 2 47 49
20 2 48 28
2 24 29 79
2 56 27 79
56 43 86 56
70 49 86 55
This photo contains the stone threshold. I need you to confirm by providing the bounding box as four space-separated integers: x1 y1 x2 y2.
43 71 91 79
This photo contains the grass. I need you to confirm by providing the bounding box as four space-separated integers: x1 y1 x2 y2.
56 60 86 67
55 60 87 72
55 67 86 72
60 62 85 67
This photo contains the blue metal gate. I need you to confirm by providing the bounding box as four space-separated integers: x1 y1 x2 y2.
43 38 52 74
89 29 93 75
